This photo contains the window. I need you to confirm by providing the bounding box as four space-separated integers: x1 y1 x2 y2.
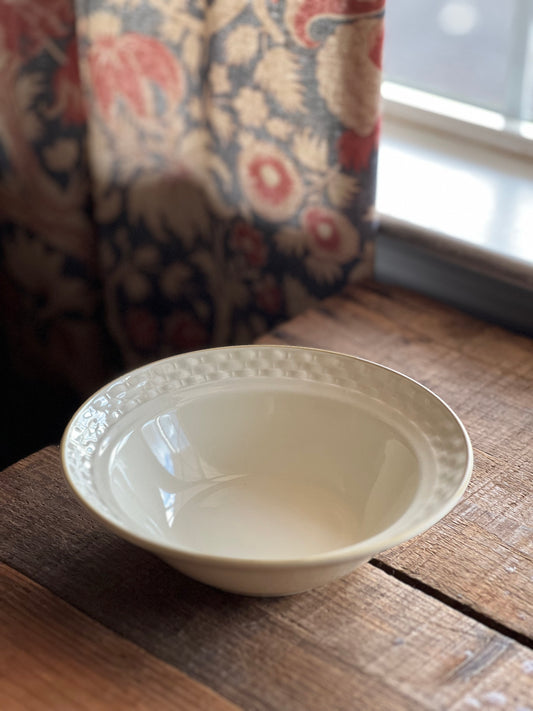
381 0 533 152
375 0 533 333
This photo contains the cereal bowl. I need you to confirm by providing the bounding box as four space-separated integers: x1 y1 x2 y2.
61 345 472 596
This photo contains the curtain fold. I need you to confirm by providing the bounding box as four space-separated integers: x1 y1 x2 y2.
0 0 385 396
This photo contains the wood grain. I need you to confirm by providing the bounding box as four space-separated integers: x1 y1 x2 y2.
1 447 532 710
0 564 239 711
258 282 533 637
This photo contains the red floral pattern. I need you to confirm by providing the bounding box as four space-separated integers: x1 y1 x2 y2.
254 275 283 315
238 142 303 221
302 206 360 262
230 223 268 268
338 120 381 171
166 312 209 352
125 308 159 352
0 0 73 56
305 209 342 253
369 24 385 68
88 33 183 119
288 0 385 47
0 0 383 408
51 39 86 124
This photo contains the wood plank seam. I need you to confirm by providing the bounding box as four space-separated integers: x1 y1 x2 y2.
369 559 533 649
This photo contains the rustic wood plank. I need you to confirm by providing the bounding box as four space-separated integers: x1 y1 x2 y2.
1 447 532 710
0 564 239 711
258 282 533 638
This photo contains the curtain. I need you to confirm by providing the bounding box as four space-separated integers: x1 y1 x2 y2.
0 0 385 399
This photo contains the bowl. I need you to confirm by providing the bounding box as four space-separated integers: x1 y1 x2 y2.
61 345 472 596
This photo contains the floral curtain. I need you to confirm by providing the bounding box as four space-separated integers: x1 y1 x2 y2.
0 0 385 399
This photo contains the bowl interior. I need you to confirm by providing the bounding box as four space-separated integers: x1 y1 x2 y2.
95 378 433 560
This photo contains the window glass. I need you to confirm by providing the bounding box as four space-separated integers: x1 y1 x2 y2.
383 0 517 115
525 31 533 120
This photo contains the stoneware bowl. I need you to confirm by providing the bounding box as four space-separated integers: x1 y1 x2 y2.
61 345 472 596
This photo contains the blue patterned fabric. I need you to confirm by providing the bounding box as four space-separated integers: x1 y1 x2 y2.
0 0 384 397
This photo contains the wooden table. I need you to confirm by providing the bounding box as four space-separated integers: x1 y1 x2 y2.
2 281 532 710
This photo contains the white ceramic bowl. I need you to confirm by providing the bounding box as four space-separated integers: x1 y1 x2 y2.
61 345 472 596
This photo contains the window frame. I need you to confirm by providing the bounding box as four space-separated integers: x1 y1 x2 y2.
375 1 533 330
381 81 533 161
375 81 533 332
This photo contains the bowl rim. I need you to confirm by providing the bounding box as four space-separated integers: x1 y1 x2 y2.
60 344 474 569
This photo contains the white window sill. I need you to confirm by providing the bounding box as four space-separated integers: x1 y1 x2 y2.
376 114 533 291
